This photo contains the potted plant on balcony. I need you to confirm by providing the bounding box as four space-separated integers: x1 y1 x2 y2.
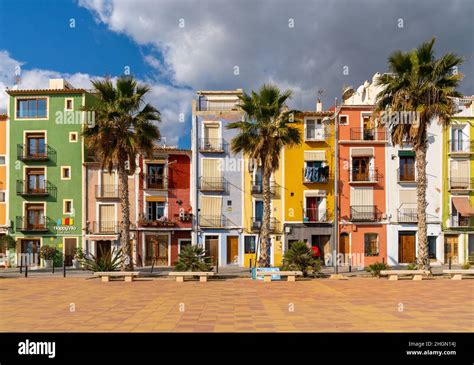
39 245 57 268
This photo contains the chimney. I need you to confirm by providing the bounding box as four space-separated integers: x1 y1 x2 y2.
49 78 73 90
316 99 323 112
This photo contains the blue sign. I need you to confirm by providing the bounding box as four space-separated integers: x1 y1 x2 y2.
253 267 281 281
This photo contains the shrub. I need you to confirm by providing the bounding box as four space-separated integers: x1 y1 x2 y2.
0 235 16 250
462 262 471 270
407 262 417 270
78 246 125 272
282 241 318 277
365 262 390 277
39 245 57 260
174 245 212 272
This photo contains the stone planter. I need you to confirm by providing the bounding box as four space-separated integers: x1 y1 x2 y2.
43 259 53 268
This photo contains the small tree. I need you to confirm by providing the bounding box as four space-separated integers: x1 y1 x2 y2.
174 245 212 272
0 235 16 251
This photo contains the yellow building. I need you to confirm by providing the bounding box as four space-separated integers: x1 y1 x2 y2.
283 109 335 259
242 154 284 267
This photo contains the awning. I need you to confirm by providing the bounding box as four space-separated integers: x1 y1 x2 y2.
399 150 415 157
351 148 373 157
146 196 166 202
304 150 326 161
452 197 474 216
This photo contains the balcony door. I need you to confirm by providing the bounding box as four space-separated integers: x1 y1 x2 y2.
352 157 370 181
451 127 465 151
147 164 165 189
26 204 45 230
306 197 319 221
99 204 115 233
26 168 45 193
101 171 116 197
362 114 374 140
26 133 46 157
203 123 220 149
444 235 458 264
254 200 264 223
399 156 415 181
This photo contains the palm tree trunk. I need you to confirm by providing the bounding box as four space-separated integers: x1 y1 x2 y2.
259 164 272 267
118 159 133 271
415 140 430 271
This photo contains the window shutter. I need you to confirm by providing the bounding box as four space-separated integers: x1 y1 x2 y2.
350 187 373 206
304 150 326 161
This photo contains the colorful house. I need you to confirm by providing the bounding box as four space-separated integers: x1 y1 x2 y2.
283 104 335 263
337 74 388 267
442 96 474 264
135 146 192 267
0 114 8 238
7 78 96 267
191 90 244 267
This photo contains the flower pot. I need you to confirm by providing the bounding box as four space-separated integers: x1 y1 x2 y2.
72 259 80 269
43 259 53 268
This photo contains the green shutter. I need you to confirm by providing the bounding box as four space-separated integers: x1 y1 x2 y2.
398 150 415 157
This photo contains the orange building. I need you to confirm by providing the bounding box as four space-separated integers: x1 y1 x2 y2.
337 75 388 267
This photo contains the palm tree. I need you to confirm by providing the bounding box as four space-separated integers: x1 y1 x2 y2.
228 84 301 267
82 76 161 271
374 38 463 270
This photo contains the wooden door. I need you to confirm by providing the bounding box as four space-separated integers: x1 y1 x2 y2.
64 238 77 266
145 235 169 266
226 236 239 264
444 236 458 264
205 236 218 266
340 233 350 255
398 233 416 263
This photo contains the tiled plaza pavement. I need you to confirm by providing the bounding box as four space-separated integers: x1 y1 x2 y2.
0 277 473 332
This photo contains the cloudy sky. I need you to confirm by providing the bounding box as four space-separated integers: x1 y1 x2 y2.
0 0 473 147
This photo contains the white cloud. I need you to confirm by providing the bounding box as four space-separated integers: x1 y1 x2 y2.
0 51 189 146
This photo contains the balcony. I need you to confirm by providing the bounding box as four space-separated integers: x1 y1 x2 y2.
449 140 474 156
199 177 227 192
138 216 176 228
199 138 227 153
350 128 387 141
349 168 379 183
350 206 381 222
251 217 280 232
95 185 119 198
450 215 473 228
449 177 474 192
303 167 330 183
16 180 55 197
199 215 230 228
398 208 418 223
303 209 332 223
397 167 416 183
17 144 56 162
16 216 53 232
144 174 168 190
91 221 120 234
250 180 280 196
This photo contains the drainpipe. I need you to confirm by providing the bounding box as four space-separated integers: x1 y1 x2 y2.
85 163 89 255
193 104 200 248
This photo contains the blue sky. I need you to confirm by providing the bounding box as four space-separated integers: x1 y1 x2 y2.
0 0 473 149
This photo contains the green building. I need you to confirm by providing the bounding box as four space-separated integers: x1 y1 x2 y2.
7 78 96 267
442 96 474 265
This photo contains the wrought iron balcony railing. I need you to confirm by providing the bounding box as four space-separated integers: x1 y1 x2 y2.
250 180 279 195
91 221 120 234
350 205 381 222
198 138 227 153
16 216 54 232
251 217 280 232
16 180 55 196
349 168 379 183
303 209 332 223
17 144 56 161
303 167 330 183
398 208 418 223
199 177 227 192
350 128 387 141
95 185 119 198
450 215 473 228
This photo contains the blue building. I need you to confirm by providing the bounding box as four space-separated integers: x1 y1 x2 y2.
191 89 244 267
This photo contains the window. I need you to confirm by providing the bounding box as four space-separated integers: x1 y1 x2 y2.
352 157 370 181
63 200 73 214
61 166 71 180
244 236 256 254
339 115 348 125
0 191 5 202
146 163 165 189
26 168 45 193
17 98 47 118
0 156 5 165
399 155 415 182
146 201 165 221
304 161 328 183
305 119 323 141
25 133 46 158
364 233 379 256
65 98 74 111
227 200 232 207
69 132 78 142
362 113 374 140
179 239 192 253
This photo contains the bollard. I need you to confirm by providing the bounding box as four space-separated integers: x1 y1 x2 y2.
19 255 22 274
150 258 155 273
449 257 452 270
25 261 28 278
63 260 66 278
52 261 55 274
249 258 252 272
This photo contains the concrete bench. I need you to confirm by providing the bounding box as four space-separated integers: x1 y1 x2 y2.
94 271 140 282
256 270 303 282
443 269 474 280
380 270 430 281
169 271 215 282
